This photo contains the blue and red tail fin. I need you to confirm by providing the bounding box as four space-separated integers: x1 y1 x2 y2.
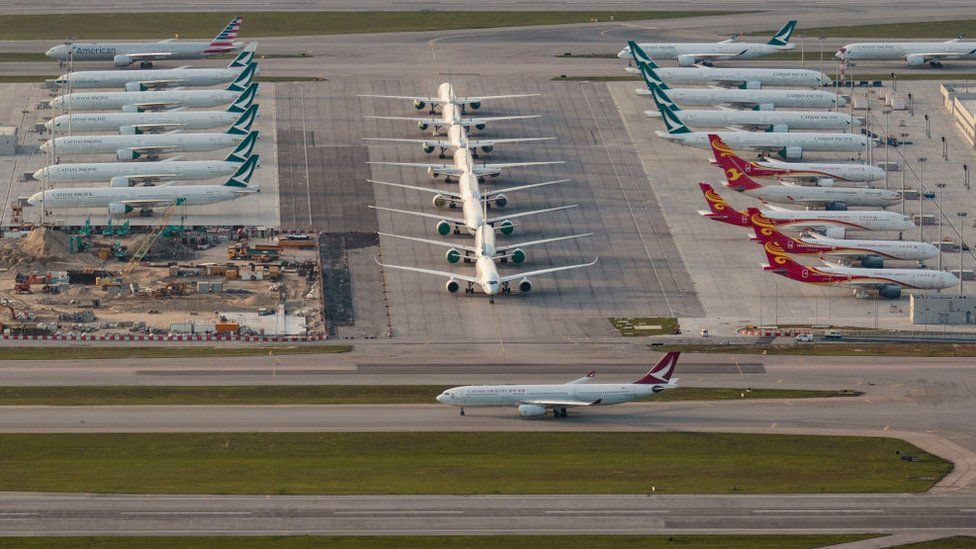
633 352 680 384
205 16 242 56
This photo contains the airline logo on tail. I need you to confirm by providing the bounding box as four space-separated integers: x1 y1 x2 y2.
229 43 258 68
708 135 762 191
638 62 670 90
633 352 680 385
647 83 690 135
226 63 256 92
745 207 823 254
697 183 750 226
205 16 243 55
225 130 259 163
227 106 257 135
228 82 258 113
760 241 837 284
227 154 259 185
767 20 798 48
627 41 660 69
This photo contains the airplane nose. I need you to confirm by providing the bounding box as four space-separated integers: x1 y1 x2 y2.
27 194 41 207
39 141 50 153
32 168 45 180
436 393 447 404
617 49 630 59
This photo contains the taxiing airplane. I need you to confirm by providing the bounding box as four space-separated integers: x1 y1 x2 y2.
707 136 885 185
837 37 976 67
45 16 244 67
436 352 680 417
360 82 540 113
618 20 798 66
624 41 830 88
52 47 257 91
27 155 259 217
759 239 957 299
50 72 256 113
746 208 938 267
364 124 553 158
368 147 562 181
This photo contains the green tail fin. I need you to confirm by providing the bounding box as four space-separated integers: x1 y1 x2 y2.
767 20 797 46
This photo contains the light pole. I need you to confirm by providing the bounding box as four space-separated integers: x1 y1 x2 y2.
884 109 891 189
937 183 946 273
918 157 928 243
965 164 970 191
959 212 968 294
942 136 948 161
924 114 931 138
819 34 825 89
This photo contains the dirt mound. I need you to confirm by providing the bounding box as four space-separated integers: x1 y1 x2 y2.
18 228 70 259
0 228 92 269
147 237 196 261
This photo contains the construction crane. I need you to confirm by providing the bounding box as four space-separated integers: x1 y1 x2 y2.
118 200 184 281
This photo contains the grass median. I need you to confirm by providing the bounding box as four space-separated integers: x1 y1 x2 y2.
0 11 734 40
0 385 856 405
0 345 350 360
754 20 976 39
0 432 949 494
657 343 976 357
0 535 882 549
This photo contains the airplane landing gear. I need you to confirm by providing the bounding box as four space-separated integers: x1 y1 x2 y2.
553 408 567 418
465 282 475 294
438 148 447 159
140 61 154 69
459 408 465 416
501 282 512 294
489 296 495 304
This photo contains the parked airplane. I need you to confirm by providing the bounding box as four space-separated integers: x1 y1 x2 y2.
837 37 976 67
698 183 915 237
368 147 562 181
711 137 898 208
52 47 257 91
366 102 539 134
369 175 567 210
646 81 857 132
747 208 938 267
27 156 259 217
364 124 553 158
618 20 798 66
40 121 257 161
436 352 680 417
707 136 885 185
370 202 578 237
45 16 244 67
624 41 830 88
759 239 957 298
34 134 256 186
637 63 845 110
652 98 867 160
49 73 256 113
360 82 540 113
47 101 257 135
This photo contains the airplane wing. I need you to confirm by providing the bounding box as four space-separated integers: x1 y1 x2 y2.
566 371 596 384
367 161 460 173
366 114 541 126
365 115 444 125
467 137 555 147
124 123 184 133
681 49 749 62
127 79 187 89
368 179 462 199
377 232 476 253
122 52 175 61
374 257 480 284
124 101 181 111
121 173 180 183
489 178 571 195
364 137 452 147
127 146 177 154
369 205 463 225
520 398 602 407
497 232 593 252
498 258 598 284
480 160 564 170
908 51 976 63
359 94 441 103
120 199 171 208
486 204 578 224
454 94 542 103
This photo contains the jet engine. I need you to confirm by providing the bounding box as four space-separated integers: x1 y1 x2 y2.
426 167 439 178
110 176 132 187
860 255 884 269
755 103 775 111
435 220 453 235
113 54 134 67
119 126 142 135
116 149 141 161
824 201 848 211
517 277 532 293
510 248 526 264
124 82 146 92
769 124 789 133
496 220 515 236
518 404 547 417
741 81 762 90
492 193 508 208
906 54 927 67
107 203 133 217
418 143 434 154
417 121 429 131
121 104 142 113
676 54 697 67
413 100 426 110
878 284 902 299
815 178 835 187
824 226 846 239
779 146 803 160
446 249 462 264
468 101 482 110
432 194 452 209
445 279 460 293
474 123 486 131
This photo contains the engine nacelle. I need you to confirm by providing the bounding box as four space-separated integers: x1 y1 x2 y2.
445 279 460 293
741 81 762 90
878 284 902 299
779 146 803 160
123 81 146 92
426 167 438 178
468 101 482 110
421 143 435 154
824 201 848 211
754 103 775 111
116 149 140 161
824 226 846 239
417 121 429 131
906 54 927 67
435 220 453 236
518 404 547 417
110 176 131 188
119 125 140 135
121 104 141 113
474 123 486 131
432 194 452 209
860 255 884 269
676 54 697 67
769 124 789 133
492 193 508 208
113 54 133 67
413 100 426 110
445 249 462 264
517 277 532 293
107 203 133 217
480 144 494 154
510 248 526 264
815 178 835 187
496 220 515 236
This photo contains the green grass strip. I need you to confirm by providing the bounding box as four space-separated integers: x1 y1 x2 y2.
657 343 976 357
0 432 950 494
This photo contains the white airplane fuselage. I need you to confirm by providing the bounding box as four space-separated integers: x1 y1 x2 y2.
56 67 245 90
819 264 958 290
41 133 242 156
637 87 844 109
47 111 241 133
45 42 238 62
755 159 885 183
763 209 915 232
28 184 247 209
800 235 939 261
619 42 791 64
838 41 976 65
663 131 868 156
50 89 242 111
33 159 242 184
627 66 830 87
647 109 857 131
741 185 900 207
437 382 665 408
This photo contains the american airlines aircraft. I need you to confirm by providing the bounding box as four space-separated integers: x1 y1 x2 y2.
40 118 256 161
646 80 857 132
366 102 539 134
52 47 257 91
360 82 540 113
837 37 976 67
759 239 957 299
27 156 259 217
47 101 257 135
637 63 844 110
618 20 798 66
364 124 554 157
698 183 915 237
624 41 830 88
45 16 244 67
369 147 562 182
33 136 257 186
436 352 680 417
50 73 255 113
708 138 884 185
747 209 937 267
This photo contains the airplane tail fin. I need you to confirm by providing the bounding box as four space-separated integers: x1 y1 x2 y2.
626 41 660 69
767 20 798 47
708 135 762 191
759 240 831 284
229 154 259 183
746 208 824 254
646 82 691 135
638 61 671 90
227 82 258 112
226 106 257 135
226 62 256 92
228 43 258 68
633 352 680 384
206 15 243 55
225 130 259 162
697 183 750 226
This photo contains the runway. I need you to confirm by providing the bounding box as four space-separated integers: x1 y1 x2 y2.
0 492 974 536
